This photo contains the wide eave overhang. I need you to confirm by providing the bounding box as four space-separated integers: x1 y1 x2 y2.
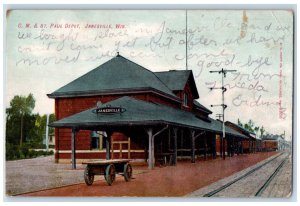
47 87 181 103
50 96 248 139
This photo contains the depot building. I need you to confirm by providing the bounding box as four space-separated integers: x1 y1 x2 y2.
48 54 250 169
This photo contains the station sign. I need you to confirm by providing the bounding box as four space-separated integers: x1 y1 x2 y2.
93 105 126 114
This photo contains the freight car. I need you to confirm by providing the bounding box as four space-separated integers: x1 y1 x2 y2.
262 139 278 151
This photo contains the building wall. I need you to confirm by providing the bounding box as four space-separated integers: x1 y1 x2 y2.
147 93 180 108
54 92 181 162
55 93 180 120
57 151 146 162
53 79 216 162
242 140 251 152
175 82 194 112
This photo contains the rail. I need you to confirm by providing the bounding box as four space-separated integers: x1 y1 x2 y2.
255 156 288 196
203 152 288 197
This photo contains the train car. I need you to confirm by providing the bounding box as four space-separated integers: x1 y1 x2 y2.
262 140 278 151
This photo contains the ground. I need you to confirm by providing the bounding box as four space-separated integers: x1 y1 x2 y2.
188 152 292 197
5 152 285 197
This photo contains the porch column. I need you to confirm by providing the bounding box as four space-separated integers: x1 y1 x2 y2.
71 128 78 169
147 128 154 169
180 129 184 158
249 139 251 153
173 128 178 166
191 130 196 163
227 137 230 157
220 134 223 158
212 134 216 159
106 133 111 160
168 127 171 151
204 136 207 160
241 140 244 154
145 126 169 169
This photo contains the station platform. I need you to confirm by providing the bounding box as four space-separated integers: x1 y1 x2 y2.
22 152 278 197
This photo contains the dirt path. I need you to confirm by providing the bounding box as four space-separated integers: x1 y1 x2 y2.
6 156 85 196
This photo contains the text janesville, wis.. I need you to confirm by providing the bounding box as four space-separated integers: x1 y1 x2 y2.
47 23 125 29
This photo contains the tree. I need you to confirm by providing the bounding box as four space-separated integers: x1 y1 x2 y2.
260 126 265 138
6 94 35 146
237 118 243 127
243 119 259 134
245 120 254 132
237 119 263 136
33 113 55 147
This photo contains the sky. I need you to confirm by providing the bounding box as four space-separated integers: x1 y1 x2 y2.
5 10 294 140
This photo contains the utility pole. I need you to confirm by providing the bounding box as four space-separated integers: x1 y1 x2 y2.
209 68 236 160
216 114 223 121
185 9 188 70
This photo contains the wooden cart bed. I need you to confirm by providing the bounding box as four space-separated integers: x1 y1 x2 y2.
82 159 132 186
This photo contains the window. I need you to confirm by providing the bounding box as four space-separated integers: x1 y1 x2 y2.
183 93 188 107
91 131 106 150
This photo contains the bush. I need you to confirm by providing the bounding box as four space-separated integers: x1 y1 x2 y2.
6 143 54 161
27 150 35 158
21 145 30 157
19 153 25 159
6 143 19 160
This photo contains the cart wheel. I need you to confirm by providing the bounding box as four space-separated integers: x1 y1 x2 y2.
123 163 132 182
105 164 116 186
84 165 94 186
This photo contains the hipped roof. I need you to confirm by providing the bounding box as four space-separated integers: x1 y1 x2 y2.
50 96 247 139
48 55 179 101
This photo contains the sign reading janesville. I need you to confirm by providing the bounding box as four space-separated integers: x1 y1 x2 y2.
94 106 126 114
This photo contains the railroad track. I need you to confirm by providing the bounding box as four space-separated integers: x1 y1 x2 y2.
203 152 289 197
